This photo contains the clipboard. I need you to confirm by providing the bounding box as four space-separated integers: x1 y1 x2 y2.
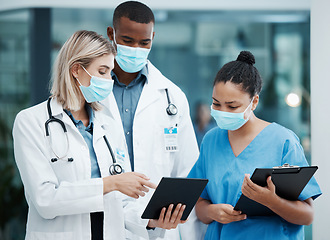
141 177 208 220
234 164 318 216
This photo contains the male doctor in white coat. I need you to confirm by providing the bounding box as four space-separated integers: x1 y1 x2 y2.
102 1 206 239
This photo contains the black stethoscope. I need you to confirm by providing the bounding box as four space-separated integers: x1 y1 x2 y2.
165 88 177 116
45 98 123 175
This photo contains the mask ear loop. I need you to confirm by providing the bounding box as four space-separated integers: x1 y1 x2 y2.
81 65 92 77
76 65 92 87
243 97 255 120
75 77 83 86
112 29 118 47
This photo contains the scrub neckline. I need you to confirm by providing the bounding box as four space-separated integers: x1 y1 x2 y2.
226 122 275 158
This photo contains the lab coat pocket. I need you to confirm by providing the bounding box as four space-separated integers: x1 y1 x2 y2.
49 156 76 182
28 231 74 240
105 190 123 200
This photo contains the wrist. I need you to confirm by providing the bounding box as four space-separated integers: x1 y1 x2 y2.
264 193 281 210
207 204 216 222
147 219 157 228
103 175 117 194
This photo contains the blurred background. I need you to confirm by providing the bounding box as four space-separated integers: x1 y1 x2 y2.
0 0 322 239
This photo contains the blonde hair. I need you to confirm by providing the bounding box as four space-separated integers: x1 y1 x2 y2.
50 30 115 111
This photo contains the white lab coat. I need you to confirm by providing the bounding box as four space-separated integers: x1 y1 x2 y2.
102 61 207 240
12 98 131 240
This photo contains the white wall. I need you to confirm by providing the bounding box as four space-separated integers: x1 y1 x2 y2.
311 0 330 239
0 0 310 12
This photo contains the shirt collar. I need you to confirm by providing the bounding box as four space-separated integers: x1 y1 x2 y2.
111 64 149 87
64 104 94 129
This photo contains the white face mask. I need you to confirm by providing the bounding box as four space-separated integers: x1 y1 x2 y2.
112 30 151 73
210 98 254 131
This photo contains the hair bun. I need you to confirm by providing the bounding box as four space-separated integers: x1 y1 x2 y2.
236 51 255 65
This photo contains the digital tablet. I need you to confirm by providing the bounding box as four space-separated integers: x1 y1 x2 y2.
234 166 318 216
141 177 208 220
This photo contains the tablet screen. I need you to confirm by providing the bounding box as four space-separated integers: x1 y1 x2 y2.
141 177 208 220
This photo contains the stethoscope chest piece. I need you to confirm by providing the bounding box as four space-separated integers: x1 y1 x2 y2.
103 135 124 175
165 88 177 116
166 103 178 116
109 163 123 175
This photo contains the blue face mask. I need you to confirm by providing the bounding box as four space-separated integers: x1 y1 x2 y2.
210 99 254 131
76 66 114 103
113 30 151 73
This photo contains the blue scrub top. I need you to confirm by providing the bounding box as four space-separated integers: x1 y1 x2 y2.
188 122 322 240
193 121 217 148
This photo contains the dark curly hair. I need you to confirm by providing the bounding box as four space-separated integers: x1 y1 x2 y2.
213 51 262 98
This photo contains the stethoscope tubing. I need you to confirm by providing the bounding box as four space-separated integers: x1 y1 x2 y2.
45 89 177 170
165 88 178 116
45 98 122 174
45 98 71 160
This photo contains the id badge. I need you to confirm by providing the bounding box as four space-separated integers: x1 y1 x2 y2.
115 148 126 172
164 127 178 152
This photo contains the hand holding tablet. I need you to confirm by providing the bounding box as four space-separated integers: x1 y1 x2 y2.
141 177 208 221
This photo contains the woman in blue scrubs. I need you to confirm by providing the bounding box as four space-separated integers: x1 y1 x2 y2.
188 51 321 240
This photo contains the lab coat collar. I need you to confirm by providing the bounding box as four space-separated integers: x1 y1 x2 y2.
99 93 126 142
99 95 118 121
134 61 172 115
48 98 84 141
49 97 65 118
63 104 95 131
101 60 174 120
49 98 110 137
94 108 111 128
93 114 108 143
145 61 172 90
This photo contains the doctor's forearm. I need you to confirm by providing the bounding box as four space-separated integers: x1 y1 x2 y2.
103 176 116 194
103 172 156 198
267 197 314 225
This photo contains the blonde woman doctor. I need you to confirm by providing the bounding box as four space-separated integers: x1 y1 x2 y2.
12 30 156 240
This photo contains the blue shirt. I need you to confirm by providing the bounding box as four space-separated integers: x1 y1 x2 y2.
111 66 148 171
64 105 101 178
188 123 321 240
